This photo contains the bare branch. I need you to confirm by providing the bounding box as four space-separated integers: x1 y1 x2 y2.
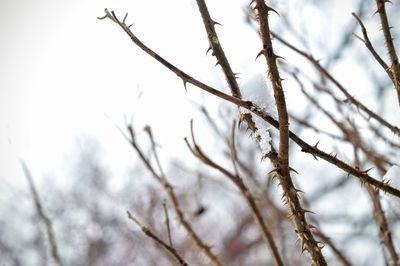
127 211 188 266
20 160 63 266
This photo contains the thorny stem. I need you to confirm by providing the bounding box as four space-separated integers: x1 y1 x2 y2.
98 9 400 197
254 1 327 264
195 2 284 264
375 0 400 107
195 0 241 98
186 121 285 266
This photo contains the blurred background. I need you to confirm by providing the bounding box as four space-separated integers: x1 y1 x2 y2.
1 0 399 265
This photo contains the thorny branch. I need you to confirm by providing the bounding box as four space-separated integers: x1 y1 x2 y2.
185 121 284 266
374 0 400 106
253 0 326 264
98 9 400 198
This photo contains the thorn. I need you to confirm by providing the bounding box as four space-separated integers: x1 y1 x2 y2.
311 153 318 161
266 6 280 16
182 80 188 91
361 167 374 174
289 167 299 174
206 46 212 55
274 54 285 61
215 61 220 66
255 49 265 60
294 188 305 194
128 23 134 29
313 140 320 149
268 168 279 175
302 209 316 215
212 20 222 26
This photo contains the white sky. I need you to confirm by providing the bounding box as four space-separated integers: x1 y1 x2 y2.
0 0 398 186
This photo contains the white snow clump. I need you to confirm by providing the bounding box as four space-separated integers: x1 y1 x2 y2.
240 73 278 155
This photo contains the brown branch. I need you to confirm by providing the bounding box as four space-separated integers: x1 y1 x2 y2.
375 0 400 106
162 201 174 248
127 211 188 266
314 231 353 266
195 0 241 98
98 9 400 198
352 12 394 83
20 160 63 266
353 149 399 266
254 1 326 264
185 121 284 266
124 124 223 266
269 31 400 135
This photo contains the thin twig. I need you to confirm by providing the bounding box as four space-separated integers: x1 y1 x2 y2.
127 211 188 266
162 201 174 248
20 160 63 266
352 12 394 83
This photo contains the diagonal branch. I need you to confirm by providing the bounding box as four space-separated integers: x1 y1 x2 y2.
127 211 188 266
98 9 400 198
352 12 394 84
20 160 63 266
269 31 400 135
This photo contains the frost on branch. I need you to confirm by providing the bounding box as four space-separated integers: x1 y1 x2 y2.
239 73 278 156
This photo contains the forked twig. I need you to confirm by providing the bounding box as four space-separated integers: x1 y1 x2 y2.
127 211 188 266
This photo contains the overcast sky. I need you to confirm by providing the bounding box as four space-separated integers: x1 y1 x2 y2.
1 0 398 187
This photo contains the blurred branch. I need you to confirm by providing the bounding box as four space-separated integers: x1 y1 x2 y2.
123 123 223 266
127 211 188 266
352 12 394 84
353 149 399 266
162 201 174 248
314 230 352 266
20 160 63 266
